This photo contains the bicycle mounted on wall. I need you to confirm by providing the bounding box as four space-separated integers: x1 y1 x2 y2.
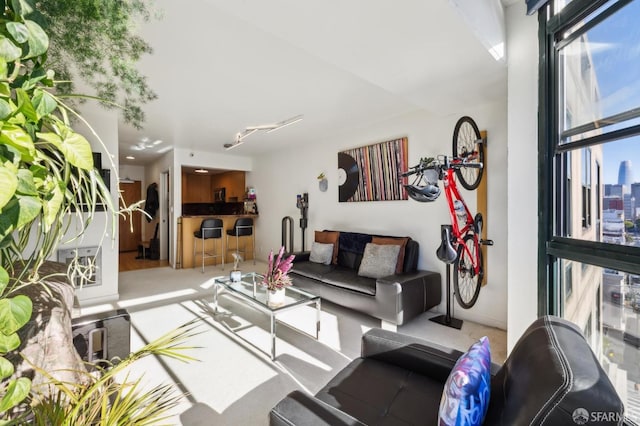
401 116 493 327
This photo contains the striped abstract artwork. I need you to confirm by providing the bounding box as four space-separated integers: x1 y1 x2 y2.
338 137 409 202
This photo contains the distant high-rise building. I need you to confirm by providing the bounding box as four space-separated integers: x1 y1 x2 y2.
624 194 636 220
607 184 626 198
632 183 640 206
618 160 633 188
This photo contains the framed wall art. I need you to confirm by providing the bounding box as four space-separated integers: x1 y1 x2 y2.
338 137 408 202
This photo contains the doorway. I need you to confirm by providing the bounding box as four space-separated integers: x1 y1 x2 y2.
118 180 169 272
118 181 142 252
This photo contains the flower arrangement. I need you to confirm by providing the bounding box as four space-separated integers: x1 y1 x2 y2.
262 247 295 291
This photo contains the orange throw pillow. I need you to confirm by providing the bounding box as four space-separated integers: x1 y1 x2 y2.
315 231 340 264
371 236 409 274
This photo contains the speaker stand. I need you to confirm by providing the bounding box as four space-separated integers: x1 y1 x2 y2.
430 263 463 329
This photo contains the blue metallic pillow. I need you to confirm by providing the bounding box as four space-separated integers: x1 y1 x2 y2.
438 336 491 426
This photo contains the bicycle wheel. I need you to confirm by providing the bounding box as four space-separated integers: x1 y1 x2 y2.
453 233 483 309
452 116 484 190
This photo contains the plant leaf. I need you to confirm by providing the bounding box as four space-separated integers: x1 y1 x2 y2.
0 377 30 412
0 295 32 335
0 332 20 353
15 88 38 122
0 36 20 62
0 163 17 209
0 195 41 241
32 89 57 118
23 20 48 59
6 22 28 44
0 356 14 380
0 99 12 119
16 168 36 196
61 132 93 170
0 123 35 157
0 267 7 295
35 130 62 147
42 181 63 230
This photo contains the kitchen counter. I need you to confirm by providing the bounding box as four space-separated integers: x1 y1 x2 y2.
179 214 258 269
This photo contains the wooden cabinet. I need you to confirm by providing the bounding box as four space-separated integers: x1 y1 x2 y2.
182 173 213 203
212 171 246 201
182 170 245 204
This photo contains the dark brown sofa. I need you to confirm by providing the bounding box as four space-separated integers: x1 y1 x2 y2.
289 231 441 328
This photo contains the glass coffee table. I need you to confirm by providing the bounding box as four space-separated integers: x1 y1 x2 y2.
213 272 321 360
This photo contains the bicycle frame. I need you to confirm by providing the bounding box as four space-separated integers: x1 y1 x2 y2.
441 161 481 276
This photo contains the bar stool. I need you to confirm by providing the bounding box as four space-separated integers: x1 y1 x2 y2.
193 218 224 273
226 217 255 264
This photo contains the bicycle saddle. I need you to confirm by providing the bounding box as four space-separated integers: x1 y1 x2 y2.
436 226 457 264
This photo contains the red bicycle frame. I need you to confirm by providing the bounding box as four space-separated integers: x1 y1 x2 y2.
441 160 481 276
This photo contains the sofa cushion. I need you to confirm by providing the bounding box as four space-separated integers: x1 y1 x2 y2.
438 336 491 426
336 232 372 269
371 236 409 274
291 261 335 281
315 231 340 264
309 242 334 265
316 358 443 425
322 266 376 296
358 243 400 279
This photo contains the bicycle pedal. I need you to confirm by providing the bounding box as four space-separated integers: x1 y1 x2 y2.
480 239 494 246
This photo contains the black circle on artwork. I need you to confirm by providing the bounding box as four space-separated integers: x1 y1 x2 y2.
338 152 359 202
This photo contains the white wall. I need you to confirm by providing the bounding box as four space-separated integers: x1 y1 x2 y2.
58 104 120 305
119 164 145 182
248 102 508 329
506 2 539 350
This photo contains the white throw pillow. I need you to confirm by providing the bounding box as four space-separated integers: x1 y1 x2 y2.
309 242 334 265
358 243 401 279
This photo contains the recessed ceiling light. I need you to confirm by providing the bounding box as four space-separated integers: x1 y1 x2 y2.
126 155 135 160
194 169 208 174
153 140 163 145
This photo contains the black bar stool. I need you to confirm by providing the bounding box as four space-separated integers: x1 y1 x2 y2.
193 218 224 273
226 218 255 265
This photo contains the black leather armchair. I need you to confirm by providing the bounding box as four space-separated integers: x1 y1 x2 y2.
270 316 626 425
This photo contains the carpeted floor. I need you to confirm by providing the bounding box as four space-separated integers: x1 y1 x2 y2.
77 261 506 425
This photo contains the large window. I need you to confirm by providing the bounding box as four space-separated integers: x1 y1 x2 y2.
540 0 640 423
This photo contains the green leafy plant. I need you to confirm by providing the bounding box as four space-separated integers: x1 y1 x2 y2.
0 1 188 423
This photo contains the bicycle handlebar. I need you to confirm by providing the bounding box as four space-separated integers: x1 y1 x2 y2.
401 156 482 177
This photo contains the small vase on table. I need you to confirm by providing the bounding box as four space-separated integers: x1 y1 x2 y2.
267 287 286 307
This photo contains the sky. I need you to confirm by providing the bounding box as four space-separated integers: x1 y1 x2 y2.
583 1 640 185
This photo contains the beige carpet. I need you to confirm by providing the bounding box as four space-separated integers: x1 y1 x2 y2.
78 262 506 425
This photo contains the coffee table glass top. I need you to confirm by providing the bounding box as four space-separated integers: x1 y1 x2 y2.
214 272 317 310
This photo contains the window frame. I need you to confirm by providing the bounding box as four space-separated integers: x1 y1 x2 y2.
538 0 640 315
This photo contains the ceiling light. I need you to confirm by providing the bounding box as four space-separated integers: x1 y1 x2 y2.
126 155 135 160
266 115 304 133
224 114 304 150
194 168 208 174
131 138 163 151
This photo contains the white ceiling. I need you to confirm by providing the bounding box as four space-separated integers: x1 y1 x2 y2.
117 0 508 165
